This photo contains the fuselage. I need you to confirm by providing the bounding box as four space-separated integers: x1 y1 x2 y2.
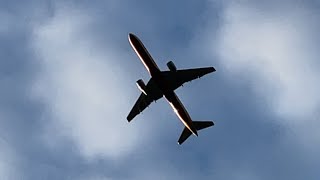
128 33 198 136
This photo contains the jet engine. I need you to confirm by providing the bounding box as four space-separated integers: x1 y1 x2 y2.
136 79 147 95
167 61 177 72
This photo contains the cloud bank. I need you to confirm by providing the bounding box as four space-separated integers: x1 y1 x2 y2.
1 0 320 179
31 4 145 159
0 113 19 180
204 0 320 161
211 1 320 120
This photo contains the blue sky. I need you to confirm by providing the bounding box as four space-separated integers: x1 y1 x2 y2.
1 0 320 179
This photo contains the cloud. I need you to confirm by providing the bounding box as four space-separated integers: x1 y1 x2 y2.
1 1 203 179
203 0 320 159
4 0 320 179
0 145 16 179
0 11 13 35
212 1 320 120
30 4 147 159
0 112 20 180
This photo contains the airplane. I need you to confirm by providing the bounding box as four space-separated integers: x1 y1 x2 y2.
127 33 216 145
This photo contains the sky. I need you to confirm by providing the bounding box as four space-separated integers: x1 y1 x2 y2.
1 0 320 179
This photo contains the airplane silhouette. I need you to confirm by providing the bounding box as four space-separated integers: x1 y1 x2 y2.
127 33 215 145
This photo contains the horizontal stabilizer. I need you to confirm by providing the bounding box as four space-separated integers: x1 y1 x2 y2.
178 121 214 145
193 121 214 130
178 127 192 145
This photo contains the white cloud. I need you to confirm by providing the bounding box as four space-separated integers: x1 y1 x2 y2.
203 0 320 158
0 145 16 179
0 112 20 180
30 5 147 159
206 1 320 122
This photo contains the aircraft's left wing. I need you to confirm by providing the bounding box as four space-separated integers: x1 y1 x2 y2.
161 67 216 91
127 78 163 122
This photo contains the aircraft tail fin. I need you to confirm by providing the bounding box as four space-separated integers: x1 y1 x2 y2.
178 121 214 145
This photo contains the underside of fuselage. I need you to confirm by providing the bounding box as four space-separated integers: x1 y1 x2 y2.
164 91 198 136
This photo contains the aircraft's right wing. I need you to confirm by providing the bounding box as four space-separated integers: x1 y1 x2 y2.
127 78 163 122
161 67 216 91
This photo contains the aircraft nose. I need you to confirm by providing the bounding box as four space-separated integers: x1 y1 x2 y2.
128 33 135 41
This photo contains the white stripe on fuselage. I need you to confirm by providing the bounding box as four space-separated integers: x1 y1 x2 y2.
129 40 150 72
166 93 197 136
128 35 159 75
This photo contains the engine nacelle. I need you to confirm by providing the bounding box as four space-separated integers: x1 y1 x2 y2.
136 79 147 95
167 61 177 72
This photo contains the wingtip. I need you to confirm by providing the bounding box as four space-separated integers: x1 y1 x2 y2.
126 117 132 123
